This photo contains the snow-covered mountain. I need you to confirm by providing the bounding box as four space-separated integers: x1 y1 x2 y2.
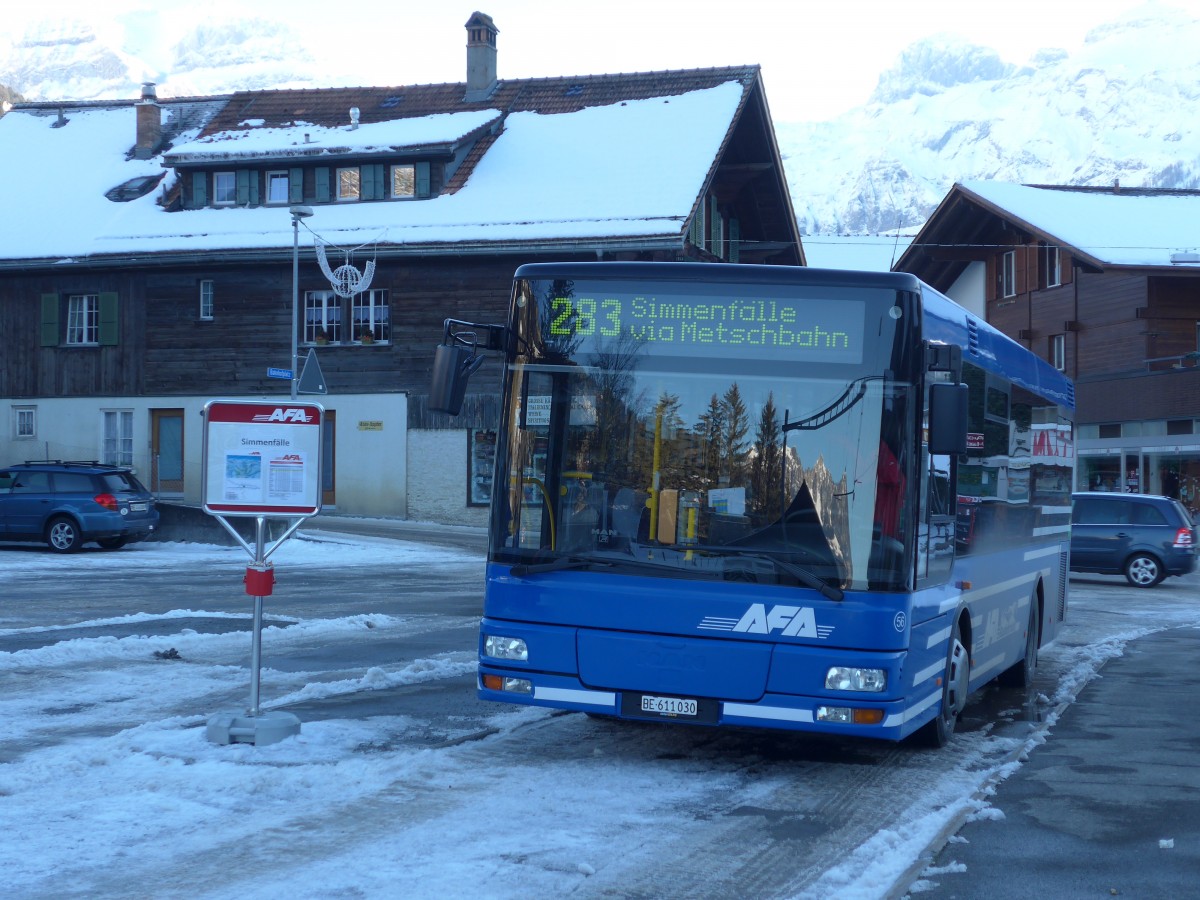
779 3 1200 233
3 4 1199 236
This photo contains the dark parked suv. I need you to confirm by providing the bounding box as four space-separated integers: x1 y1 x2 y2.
0 460 159 552
1070 492 1197 587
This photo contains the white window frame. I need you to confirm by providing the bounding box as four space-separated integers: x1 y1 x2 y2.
336 167 361 202
66 294 99 345
199 280 214 320
305 290 342 343
14 406 36 440
352 290 390 343
1051 333 1065 371
1000 251 1017 298
391 165 416 199
1044 245 1061 288
103 410 134 468
213 171 237 206
266 171 290 205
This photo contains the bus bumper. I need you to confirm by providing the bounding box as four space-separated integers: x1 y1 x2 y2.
478 665 939 742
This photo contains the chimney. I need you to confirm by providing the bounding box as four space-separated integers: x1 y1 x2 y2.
135 82 161 160
464 12 499 101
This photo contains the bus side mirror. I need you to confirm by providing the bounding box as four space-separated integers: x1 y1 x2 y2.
929 382 969 455
429 343 481 416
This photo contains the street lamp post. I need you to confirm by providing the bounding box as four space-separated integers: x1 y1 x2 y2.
289 205 314 399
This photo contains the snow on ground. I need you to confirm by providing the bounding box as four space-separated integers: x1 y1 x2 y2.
2 536 1198 898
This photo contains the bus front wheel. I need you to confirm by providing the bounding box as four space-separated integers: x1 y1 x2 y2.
918 616 969 748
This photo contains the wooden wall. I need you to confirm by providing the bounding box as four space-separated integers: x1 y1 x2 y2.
2 249 675 430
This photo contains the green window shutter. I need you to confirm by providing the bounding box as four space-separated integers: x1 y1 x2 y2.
363 164 384 200
98 292 119 346
315 168 331 202
289 168 304 204
729 218 740 264
190 171 208 208
235 170 259 206
416 161 431 198
40 293 59 347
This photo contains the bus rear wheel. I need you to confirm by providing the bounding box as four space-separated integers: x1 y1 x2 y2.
918 616 969 748
999 597 1039 689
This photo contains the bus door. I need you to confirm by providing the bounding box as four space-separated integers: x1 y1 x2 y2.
919 369 962 585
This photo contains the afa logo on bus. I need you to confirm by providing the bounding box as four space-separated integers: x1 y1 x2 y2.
699 604 834 639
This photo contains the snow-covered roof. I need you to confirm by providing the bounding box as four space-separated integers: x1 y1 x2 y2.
165 110 504 163
960 180 1200 268
0 79 747 263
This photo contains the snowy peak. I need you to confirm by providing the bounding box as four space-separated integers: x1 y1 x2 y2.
783 3 1200 235
869 36 1015 105
170 20 301 70
2 18 143 100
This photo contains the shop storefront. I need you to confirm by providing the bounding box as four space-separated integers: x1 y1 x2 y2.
1076 426 1200 517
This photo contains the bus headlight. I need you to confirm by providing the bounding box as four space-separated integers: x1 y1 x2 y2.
484 634 529 662
825 666 887 692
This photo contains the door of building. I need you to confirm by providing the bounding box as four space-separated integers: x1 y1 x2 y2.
321 409 336 508
151 408 184 497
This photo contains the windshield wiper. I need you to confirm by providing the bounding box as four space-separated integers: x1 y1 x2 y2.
508 555 606 577
693 547 844 601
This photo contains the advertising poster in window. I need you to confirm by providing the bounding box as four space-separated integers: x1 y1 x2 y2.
469 429 497 506
202 400 324 516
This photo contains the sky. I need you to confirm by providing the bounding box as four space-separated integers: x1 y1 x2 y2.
6 0 1184 122
3 532 1195 897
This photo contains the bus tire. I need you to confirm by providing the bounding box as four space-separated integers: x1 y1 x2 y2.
918 615 969 748
999 597 1039 689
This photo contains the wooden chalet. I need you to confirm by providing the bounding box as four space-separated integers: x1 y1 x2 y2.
0 12 803 525
895 181 1200 506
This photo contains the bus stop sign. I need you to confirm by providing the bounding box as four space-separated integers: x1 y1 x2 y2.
201 399 324 516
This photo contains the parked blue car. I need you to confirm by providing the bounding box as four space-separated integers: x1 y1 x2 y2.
0 460 159 552
1070 492 1197 587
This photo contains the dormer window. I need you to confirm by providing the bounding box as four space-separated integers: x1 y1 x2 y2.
392 165 416 198
337 167 361 202
266 171 290 205
213 171 236 206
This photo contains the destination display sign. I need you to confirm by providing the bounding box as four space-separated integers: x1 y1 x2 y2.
544 292 866 364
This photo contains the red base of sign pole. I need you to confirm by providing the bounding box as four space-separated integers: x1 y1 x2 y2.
244 564 275 597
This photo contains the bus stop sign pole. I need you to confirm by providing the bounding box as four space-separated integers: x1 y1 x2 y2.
199 399 323 747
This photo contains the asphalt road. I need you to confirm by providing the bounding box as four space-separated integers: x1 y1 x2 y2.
3 523 1197 899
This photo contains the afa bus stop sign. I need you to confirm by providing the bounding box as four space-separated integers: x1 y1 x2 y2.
202 399 323 516
200 399 323 747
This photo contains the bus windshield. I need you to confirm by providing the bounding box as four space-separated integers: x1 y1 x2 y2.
490 275 920 592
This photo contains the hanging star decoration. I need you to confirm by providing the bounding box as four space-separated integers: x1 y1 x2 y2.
315 239 377 298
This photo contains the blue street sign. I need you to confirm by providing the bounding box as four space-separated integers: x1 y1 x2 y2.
267 367 293 380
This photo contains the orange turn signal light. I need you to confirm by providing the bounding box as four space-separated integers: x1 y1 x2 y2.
852 709 885 725
481 674 505 691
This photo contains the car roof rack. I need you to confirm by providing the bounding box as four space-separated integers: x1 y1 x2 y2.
20 459 103 467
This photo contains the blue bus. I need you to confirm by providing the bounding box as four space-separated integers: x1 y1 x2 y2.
431 263 1075 745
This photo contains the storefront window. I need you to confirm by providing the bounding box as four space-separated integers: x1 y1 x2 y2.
1079 455 1121 492
1147 454 1200 516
